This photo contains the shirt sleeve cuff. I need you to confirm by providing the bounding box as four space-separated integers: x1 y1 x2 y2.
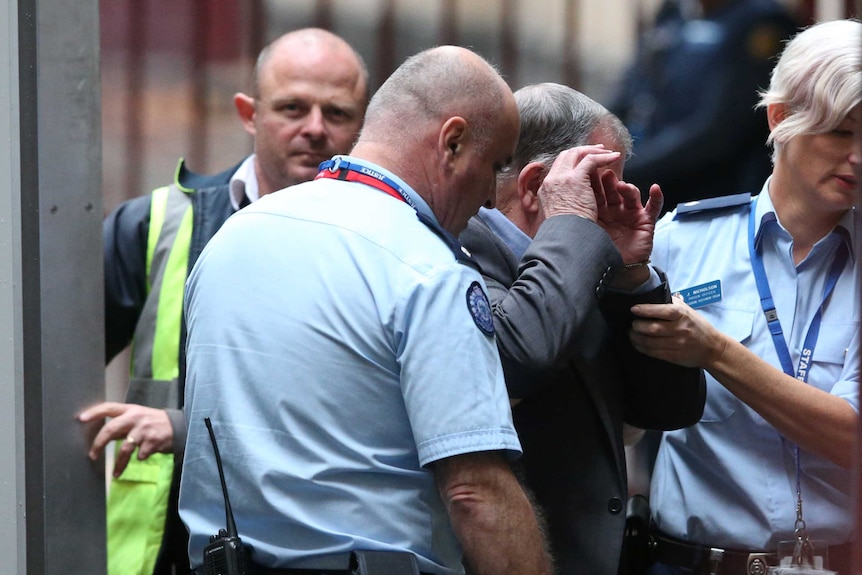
166 408 186 456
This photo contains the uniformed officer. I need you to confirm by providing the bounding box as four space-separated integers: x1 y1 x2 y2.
180 46 554 575
608 0 799 212
629 19 860 575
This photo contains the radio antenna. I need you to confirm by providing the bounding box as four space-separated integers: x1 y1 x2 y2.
205 417 239 538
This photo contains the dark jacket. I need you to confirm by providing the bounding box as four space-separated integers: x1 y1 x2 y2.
104 158 242 363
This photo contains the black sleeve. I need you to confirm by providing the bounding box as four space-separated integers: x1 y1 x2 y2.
598 268 707 430
104 195 151 362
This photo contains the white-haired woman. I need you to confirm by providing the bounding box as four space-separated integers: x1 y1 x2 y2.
631 19 860 575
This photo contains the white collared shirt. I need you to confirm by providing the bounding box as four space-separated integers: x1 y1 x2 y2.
229 155 260 211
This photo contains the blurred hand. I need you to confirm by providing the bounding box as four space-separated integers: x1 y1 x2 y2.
538 145 622 222
77 402 174 477
596 176 663 265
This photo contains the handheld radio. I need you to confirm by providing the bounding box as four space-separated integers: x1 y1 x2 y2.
202 417 247 575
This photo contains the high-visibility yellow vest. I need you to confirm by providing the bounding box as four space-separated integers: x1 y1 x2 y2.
106 180 193 575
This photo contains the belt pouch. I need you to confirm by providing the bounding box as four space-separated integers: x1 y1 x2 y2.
349 550 420 575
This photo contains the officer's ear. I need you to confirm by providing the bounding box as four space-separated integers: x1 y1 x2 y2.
517 162 546 216
234 92 257 137
766 103 789 132
439 116 469 171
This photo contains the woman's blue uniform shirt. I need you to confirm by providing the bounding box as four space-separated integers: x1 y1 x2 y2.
649 179 858 550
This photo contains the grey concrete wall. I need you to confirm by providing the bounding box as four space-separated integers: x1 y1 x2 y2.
1 0 105 572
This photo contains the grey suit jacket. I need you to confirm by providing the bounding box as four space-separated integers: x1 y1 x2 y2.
460 212 705 575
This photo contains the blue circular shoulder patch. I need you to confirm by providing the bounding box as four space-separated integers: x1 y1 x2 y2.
466 281 495 336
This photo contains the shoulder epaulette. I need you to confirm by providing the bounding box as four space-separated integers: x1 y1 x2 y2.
674 192 752 219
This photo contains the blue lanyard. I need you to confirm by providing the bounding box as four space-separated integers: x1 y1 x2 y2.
747 196 849 381
747 195 849 530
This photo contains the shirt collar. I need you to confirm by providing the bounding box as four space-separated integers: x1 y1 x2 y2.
834 209 856 263
478 207 532 260
229 155 259 211
754 177 856 263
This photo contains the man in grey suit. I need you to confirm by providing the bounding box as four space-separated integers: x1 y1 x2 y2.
459 83 705 575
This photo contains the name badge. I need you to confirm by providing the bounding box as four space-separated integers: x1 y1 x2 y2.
676 280 721 309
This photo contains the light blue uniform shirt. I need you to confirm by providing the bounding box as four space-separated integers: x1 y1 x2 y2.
179 157 519 573
649 179 858 550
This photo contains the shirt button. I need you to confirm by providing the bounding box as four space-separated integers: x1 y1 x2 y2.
608 497 623 514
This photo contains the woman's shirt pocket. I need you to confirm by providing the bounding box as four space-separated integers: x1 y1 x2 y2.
808 320 859 394
698 305 756 423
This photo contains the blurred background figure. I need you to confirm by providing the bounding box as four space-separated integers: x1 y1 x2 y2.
608 0 799 212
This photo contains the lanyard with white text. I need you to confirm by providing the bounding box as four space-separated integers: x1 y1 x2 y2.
747 195 849 559
317 157 418 209
315 158 477 269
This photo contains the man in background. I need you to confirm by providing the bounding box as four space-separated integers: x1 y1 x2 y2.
609 0 798 212
78 28 368 575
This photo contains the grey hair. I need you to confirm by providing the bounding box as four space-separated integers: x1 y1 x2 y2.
502 82 632 179
757 19 862 160
362 46 505 152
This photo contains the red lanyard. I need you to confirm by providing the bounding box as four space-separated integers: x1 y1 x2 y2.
316 160 411 206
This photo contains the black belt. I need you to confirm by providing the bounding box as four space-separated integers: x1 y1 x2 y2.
651 530 851 575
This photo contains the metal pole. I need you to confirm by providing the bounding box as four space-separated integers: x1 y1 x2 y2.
4 0 105 572
500 0 518 88
315 0 333 30
188 0 211 172
562 0 581 89
124 0 146 201
0 0 27 567
377 0 398 86
440 0 458 46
